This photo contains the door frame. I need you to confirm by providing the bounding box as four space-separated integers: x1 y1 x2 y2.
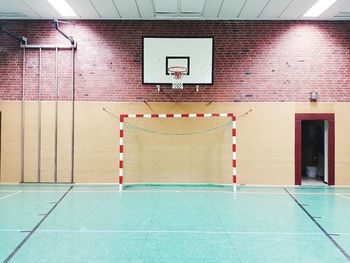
0 112 1 182
295 113 335 185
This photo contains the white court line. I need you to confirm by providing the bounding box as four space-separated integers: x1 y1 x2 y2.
1 190 350 195
336 194 350 200
0 190 237 194
1 189 350 195
0 190 69 193
0 191 21 200
1 228 350 236
32 229 326 235
71 191 350 196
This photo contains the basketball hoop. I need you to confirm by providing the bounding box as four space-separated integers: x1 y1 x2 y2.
168 66 188 90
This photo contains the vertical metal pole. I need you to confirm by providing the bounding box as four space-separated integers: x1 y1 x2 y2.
119 115 125 191
54 48 58 183
21 48 26 183
71 48 75 183
38 48 42 183
232 115 237 192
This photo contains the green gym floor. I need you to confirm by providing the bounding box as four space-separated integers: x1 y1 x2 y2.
1 184 350 263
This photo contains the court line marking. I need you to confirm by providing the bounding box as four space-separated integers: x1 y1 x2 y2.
284 188 350 262
0 229 326 235
1 189 350 195
3 228 350 236
138 192 160 261
3 186 74 263
205 194 243 262
0 191 21 200
336 194 350 200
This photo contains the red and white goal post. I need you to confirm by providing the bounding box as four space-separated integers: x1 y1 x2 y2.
118 113 237 191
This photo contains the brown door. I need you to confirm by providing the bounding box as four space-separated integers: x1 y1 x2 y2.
295 114 335 185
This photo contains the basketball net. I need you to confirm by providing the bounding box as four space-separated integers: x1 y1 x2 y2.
168 66 188 90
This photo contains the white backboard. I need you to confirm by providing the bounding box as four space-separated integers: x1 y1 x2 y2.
143 37 213 85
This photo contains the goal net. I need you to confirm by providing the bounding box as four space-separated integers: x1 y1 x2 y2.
119 113 237 191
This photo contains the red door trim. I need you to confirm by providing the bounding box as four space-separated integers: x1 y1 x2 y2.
0 112 1 182
295 114 335 185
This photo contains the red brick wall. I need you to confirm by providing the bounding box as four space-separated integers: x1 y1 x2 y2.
0 20 349 102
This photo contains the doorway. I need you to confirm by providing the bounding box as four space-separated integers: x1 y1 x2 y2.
301 120 326 185
295 114 334 186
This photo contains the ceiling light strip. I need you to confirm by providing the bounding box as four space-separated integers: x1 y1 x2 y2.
47 0 76 17
304 0 338 17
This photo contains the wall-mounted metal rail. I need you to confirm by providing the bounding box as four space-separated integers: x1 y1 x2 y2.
38 48 42 183
1 21 77 184
20 44 77 49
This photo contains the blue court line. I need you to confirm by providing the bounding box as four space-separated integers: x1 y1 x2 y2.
3 186 74 263
284 188 350 261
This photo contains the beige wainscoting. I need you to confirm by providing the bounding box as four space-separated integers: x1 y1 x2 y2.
0 101 349 185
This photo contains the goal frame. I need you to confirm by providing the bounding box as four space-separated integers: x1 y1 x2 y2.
119 113 237 191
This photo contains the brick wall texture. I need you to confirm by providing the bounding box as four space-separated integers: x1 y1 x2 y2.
0 20 349 102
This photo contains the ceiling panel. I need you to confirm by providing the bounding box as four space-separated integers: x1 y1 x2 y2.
14 0 40 17
181 0 205 13
22 0 60 18
202 0 222 18
68 0 99 18
113 0 140 18
219 0 246 18
0 0 40 18
0 0 349 20
322 0 350 19
0 0 15 12
259 0 293 19
89 0 120 18
136 0 154 18
279 0 317 19
333 12 350 19
238 0 270 18
153 0 177 13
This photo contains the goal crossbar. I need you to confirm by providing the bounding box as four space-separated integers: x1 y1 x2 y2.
118 113 237 191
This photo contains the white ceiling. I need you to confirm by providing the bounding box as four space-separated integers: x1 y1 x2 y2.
0 0 350 20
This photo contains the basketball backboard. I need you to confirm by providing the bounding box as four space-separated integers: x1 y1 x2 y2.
142 37 213 85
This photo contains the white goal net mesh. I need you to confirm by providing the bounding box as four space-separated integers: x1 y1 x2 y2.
123 117 232 185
